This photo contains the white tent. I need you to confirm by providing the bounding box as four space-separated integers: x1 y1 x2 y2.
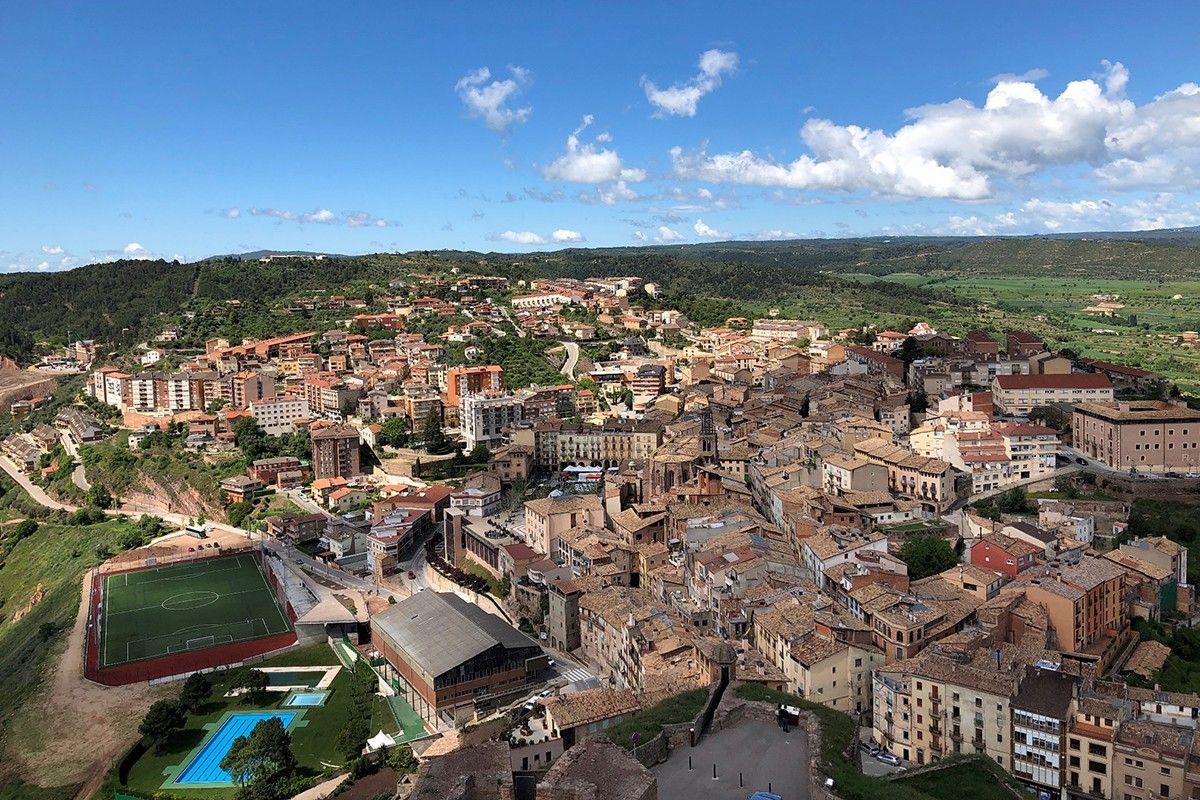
365 730 396 753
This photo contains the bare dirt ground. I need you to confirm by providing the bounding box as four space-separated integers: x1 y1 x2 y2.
6 568 171 799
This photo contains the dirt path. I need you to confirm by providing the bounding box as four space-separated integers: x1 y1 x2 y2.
9 568 169 798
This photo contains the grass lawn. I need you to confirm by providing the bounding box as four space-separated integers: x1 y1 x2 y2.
894 761 1024 800
100 553 291 667
122 644 356 796
605 689 709 749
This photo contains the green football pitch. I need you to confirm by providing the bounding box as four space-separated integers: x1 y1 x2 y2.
100 554 292 668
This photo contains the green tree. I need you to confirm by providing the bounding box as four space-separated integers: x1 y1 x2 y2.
497 575 512 598
377 416 410 449
466 442 490 463
12 518 38 541
995 487 1034 514
898 535 958 580
86 484 113 509
233 416 270 461
421 407 451 454
227 500 254 528
235 668 269 704
179 671 213 713
897 336 921 365
388 745 418 775
139 699 186 753
1028 405 1068 430
220 717 297 788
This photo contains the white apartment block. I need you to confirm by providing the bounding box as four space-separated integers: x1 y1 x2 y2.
460 392 523 450
251 395 310 436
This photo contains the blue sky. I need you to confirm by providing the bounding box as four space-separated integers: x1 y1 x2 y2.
3 1 1200 271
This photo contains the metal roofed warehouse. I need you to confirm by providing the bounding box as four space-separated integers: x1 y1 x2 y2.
371 591 546 724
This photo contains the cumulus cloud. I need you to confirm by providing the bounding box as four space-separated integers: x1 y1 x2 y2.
642 49 739 118
222 207 241 218
41 244 64 255
488 228 586 246
654 225 684 243
455 65 532 134
929 193 1200 236
693 218 731 239
753 229 804 240
542 116 647 183
671 62 1200 199
123 242 149 255
632 231 648 242
246 207 390 226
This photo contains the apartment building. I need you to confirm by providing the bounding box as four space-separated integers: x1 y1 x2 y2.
821 454 889 496
250 394 310 436
994 422 1060 480
1073 401 1200 472
445 364 505 408
1007 330 1047 356
1023 557 1127 669
854 437 956 513
1112 720 1194 800
992 373 1114 416
528 418 663 470
523 494 605 557
461 391 524 450
1065 697 1125 800
1011 666 1079 798
310 424 362 480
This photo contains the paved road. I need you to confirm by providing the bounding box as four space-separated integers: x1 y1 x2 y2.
559 340 580 379
0 454 74 510
499 306 527 338
60 432 92 492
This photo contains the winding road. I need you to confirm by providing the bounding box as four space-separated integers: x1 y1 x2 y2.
559 340 580 380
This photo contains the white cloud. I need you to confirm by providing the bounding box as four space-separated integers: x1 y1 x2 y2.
455 65 532 134
753 229 804 240
928 193 1200 236
36 261 50 271
41 244 63 255
642 49 739 118
542 116 647 183
246 207 389 226
123 242 148 255
489 228 586 246
693 218 731 239
222 207 241 218
670 62 1200 199
494 230 547 245
632 231 648 242
989 67 1049 85
654 225 684 243
580 180 641 206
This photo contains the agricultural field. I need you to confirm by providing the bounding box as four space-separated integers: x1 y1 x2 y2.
844 274 1200 391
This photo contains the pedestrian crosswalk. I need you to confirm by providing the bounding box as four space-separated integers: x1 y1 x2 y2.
559 666 594 684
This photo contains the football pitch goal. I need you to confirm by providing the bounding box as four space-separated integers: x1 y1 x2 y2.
99 553 293 668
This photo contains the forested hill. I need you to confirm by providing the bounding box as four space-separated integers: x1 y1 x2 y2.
2 233 1199 363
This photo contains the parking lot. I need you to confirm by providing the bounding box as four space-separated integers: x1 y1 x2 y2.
655 718 810 800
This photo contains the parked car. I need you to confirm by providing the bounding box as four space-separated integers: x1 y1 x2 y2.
1075 457 1088 465
876 752 901 766
547 658 557 668
539 689 553 697
863 741 881 756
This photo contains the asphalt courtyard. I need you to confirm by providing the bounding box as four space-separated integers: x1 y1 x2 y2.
654 718 810 800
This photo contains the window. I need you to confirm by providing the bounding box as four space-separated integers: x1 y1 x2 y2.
1070 739 1081 751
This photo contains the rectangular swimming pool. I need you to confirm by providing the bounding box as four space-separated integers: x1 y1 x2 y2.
173 711 298 785
265 670 325 687
283 689 330 707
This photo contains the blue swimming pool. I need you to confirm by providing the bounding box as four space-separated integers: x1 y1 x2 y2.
173 711 298 785
283 689 330 707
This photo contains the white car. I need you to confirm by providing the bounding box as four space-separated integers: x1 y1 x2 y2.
539 689 553 698
876 752 901 766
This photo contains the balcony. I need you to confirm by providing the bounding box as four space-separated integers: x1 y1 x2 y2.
951 729 962 741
